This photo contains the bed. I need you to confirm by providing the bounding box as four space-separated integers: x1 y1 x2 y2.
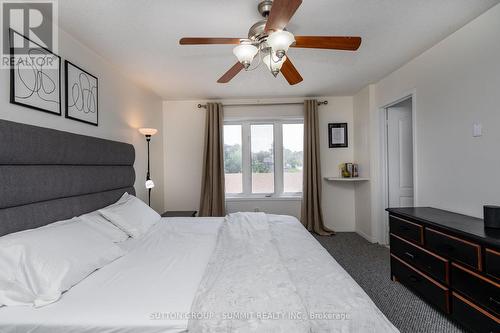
0 120 398 333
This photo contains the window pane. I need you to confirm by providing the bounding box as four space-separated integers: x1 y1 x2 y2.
283 123 303 193
224 125 242 194
251 124 274 193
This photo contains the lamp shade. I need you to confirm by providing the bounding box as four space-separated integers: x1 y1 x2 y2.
138 128 158 136
267 30 295 54
263 54 286 76
233 44 258 68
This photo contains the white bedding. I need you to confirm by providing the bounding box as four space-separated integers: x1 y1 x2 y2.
0 217 223 333
0 215 397 333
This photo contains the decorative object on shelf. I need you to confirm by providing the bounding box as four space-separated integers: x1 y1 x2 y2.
65 60 98 126
339 163 358 178
138 128 158 206
9 29 61 115
328 123 348 148
484 205 500 229
179 0 361 85
352 164 359 177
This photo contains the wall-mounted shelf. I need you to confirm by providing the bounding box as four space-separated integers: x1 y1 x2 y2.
324 177 370 182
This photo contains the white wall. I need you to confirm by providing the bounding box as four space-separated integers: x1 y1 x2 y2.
163 97 356 231
319 97 355 231
0 28 165 212
354 3 500 243
163 100 205 212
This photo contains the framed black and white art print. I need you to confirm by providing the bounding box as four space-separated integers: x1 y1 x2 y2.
328 123 348 148
9 29 61 115
65 60 98 126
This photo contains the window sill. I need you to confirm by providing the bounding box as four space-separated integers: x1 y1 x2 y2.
226 196 302 202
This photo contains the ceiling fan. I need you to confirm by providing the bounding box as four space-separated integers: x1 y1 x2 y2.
179 0 361 85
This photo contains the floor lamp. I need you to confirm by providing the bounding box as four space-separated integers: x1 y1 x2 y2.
138 128 158 206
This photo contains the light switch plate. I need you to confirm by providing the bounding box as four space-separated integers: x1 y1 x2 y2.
473 122 482 137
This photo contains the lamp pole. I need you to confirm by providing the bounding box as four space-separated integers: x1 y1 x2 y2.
146 134 152 206
139 128 157 207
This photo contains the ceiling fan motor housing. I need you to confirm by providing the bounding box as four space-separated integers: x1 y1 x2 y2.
248 0 273 41
258 0 273 17
248 20 268 41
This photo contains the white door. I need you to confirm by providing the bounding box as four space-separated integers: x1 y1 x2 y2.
387 100 414 208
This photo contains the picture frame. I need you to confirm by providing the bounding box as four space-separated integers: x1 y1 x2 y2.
9 29 61 116
328 123 348 148
65 60 99 126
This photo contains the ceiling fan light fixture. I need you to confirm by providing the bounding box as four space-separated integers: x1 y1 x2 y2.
233 44 258 69
263 54 286 77
267 30 295 59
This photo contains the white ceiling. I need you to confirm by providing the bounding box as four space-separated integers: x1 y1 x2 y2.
58 0 499 100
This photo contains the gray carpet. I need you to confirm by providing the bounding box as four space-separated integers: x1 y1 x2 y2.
314 232 466 333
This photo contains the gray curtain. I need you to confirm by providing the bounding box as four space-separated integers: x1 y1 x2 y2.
301 100 335 235
199 103 226 217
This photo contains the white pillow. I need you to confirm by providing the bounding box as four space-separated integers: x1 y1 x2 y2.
0 218 125 307
79 193 132 243
80 212 129 243
98 195 160 238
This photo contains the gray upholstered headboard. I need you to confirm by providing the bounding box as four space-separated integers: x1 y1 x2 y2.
0 119 136 236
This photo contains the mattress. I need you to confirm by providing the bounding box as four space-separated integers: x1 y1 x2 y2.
0 215 397 333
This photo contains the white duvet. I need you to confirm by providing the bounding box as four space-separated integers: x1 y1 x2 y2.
188 213 397 333
0 214 398 333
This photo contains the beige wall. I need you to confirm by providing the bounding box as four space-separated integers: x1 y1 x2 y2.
163 97 357 231
353 86 373 241
0 28 165 212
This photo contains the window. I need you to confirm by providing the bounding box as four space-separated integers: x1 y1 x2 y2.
283 123 304 193
251 124 274 194
223 120 303 198
223 125 242 194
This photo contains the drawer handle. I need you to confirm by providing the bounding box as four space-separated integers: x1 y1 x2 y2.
404 252 415 260
490 297 500 307
399 225 412 231
409 275 420 283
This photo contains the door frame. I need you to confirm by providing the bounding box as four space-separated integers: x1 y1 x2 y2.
378 91 418 244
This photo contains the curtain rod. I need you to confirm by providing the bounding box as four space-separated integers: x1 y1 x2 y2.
197 101 328 109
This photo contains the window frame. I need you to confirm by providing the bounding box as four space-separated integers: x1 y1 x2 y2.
224 118 303 199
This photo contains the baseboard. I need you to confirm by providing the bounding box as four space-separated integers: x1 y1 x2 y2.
355 230 375 243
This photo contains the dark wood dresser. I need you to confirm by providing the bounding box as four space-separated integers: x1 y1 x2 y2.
387 207 500 333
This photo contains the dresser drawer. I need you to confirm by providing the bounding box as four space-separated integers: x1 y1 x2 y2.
452 262 500 317
390 233 449 284
391 254 450 313
425 228 481 270
485 248 500 281
452 292 500 333
389 215 424 245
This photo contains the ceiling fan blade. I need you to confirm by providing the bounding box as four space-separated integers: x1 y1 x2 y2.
179 37 241 45
293 36 362 51
264 0 303 33
217 62 245 83
281 57 303 85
